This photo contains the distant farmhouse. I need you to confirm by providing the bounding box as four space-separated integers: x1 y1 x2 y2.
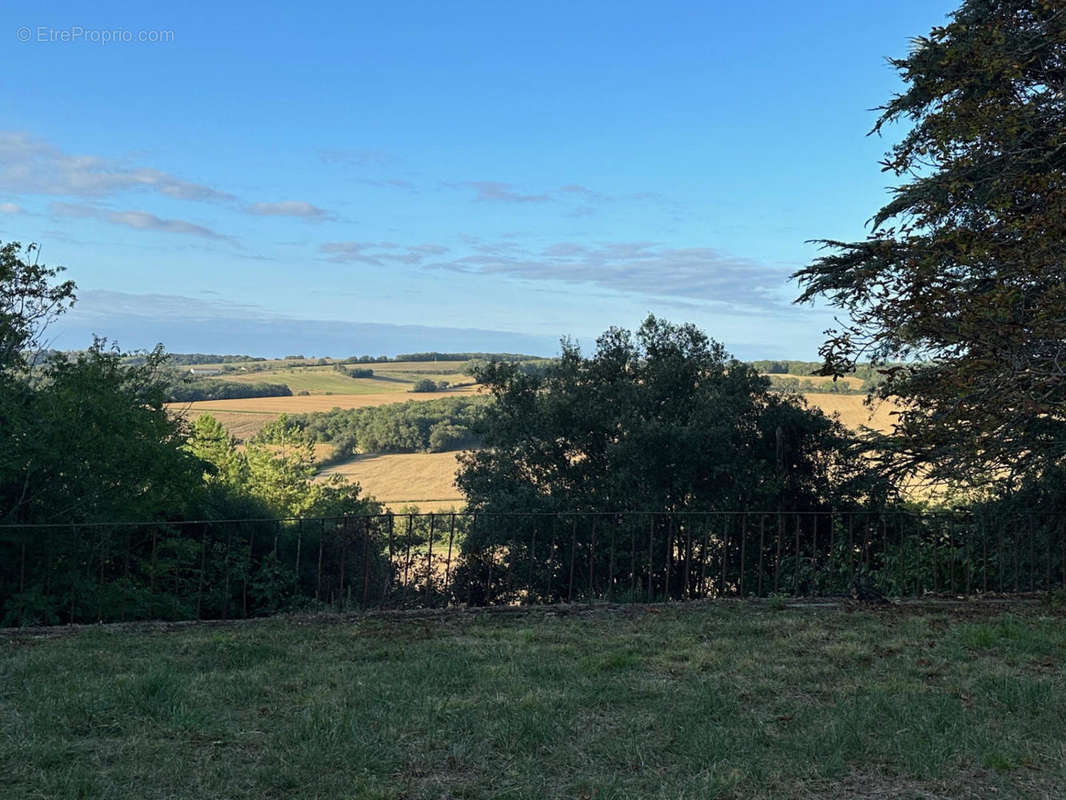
188 367 222 376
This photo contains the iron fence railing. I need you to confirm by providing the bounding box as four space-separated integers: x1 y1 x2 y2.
1 510 1063 625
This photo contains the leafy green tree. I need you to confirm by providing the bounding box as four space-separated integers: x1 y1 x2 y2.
187 414 248 488
0 242 76 371
244 420 318 517
457 316 878 516
240 416 379 518
2 341 204 524
411 378 439 393
794 1 1066 488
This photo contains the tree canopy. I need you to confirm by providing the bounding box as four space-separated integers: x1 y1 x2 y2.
0 241 377 525
0 242 75 371
794 0 1066 489
457 316 880 516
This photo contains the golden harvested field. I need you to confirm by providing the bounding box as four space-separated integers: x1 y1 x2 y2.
318 451 466 512
171 385 901 511
176 410 278 440
802 392 900 433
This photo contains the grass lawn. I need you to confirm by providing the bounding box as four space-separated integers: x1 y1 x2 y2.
3 602 1065 799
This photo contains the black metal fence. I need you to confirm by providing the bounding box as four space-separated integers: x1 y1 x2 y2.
1 510 1064 625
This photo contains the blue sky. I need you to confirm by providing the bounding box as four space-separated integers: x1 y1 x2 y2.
1 0 958 358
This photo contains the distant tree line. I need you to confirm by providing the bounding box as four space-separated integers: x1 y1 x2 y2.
164 379 293 402
396 351 545 362
749 360 888 382
463 358 553 379
124 356 268 369
253 396 488 459
764 375 872 395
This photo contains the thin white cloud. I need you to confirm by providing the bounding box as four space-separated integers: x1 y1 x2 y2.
422 240 793 312
319 240 448 266
51 202 233 241
317 148 395 167
460 181 550 203
0 132 233 202
0 201 22 214
73 289 277 320
318 236 792 312
244 201 332 220
359 177 417 191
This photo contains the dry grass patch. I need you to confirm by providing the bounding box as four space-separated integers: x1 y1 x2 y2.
802 392 901 433
319 451 465 510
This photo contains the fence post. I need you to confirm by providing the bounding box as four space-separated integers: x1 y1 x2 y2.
699 517 710 598
947 516 956 595
467 514 479 607
664 515 674 601
445 513 456 604
151 526 159 595
757 515 766 597
647 514 655 602
629 515 637 601
793 513 801 595
739 513 748 598
338 521 347 610
607 515 617 602
846 514 855 589
69 524 78 623
546 515 557 602
588 515 597 603
197 524 208 619
243 527 254 618
568 518 577 603
19 536 26 595
403 515 414 604
774 512 784 594
486 526 495 605
294 521 302 596
719 516 729 598
426 513 436 602
223 525 232 618
526 518 537 604
1029 515 1036 593
1014 517 1021 593
315 519 324 602
1045 514 1053 593
387 513 395 603
362 517 371 609
683 519 692 600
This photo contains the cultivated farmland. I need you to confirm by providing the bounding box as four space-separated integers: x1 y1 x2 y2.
167 359 900 511
318 451 466 511
186 359 478 396
802 392 899 433
168 388 478 441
